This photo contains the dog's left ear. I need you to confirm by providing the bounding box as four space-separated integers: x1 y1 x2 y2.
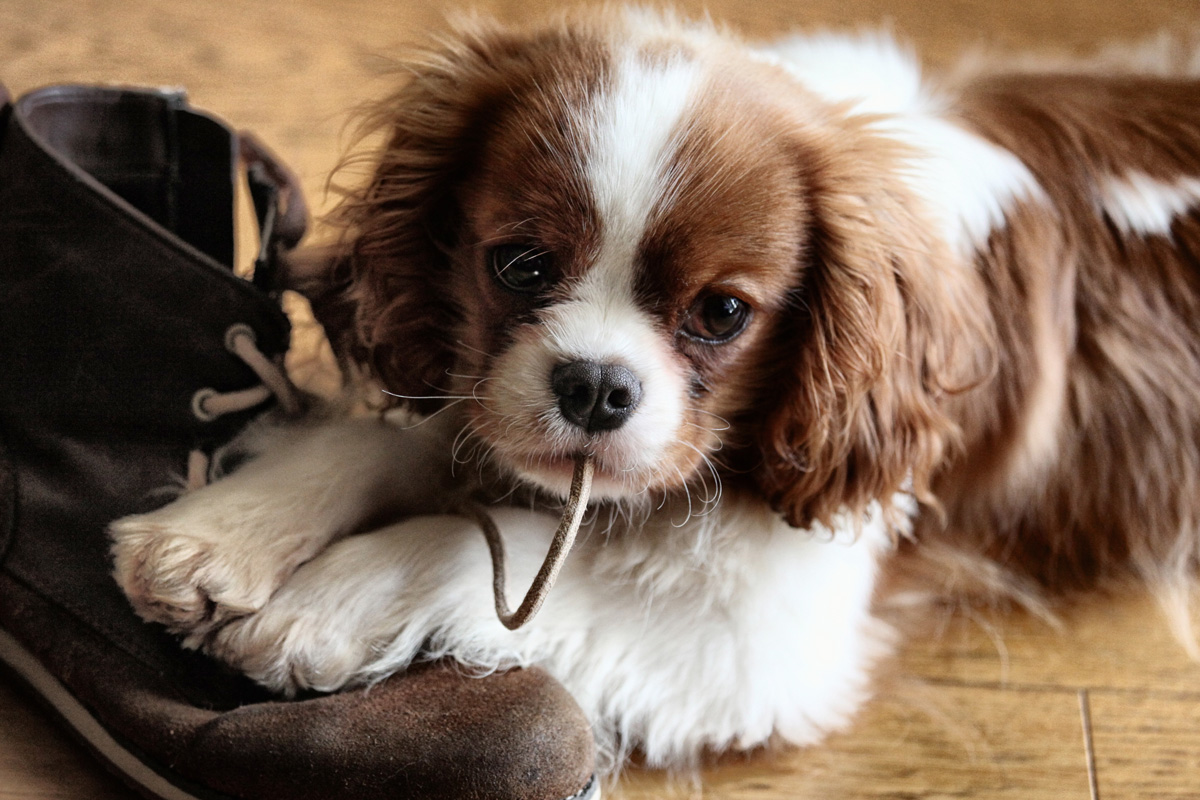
297 19 534 413
751 125 993 529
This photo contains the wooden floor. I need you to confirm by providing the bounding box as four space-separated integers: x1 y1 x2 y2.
3 0 1199 797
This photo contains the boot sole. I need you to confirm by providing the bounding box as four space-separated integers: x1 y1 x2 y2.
0 627 601 800
0 627 233 800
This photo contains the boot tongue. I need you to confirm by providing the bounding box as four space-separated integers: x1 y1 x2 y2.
18 86 237 269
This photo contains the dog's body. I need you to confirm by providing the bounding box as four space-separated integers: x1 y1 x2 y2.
112 9 1200 770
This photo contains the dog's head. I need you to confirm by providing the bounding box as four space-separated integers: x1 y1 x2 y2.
321 11 988 527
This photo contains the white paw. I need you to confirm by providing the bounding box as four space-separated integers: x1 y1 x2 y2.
206 594 377 696
109 500 321 643
204 547 393 695
200 516 510 696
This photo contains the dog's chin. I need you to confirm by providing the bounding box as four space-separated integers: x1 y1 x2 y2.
492 446 658 504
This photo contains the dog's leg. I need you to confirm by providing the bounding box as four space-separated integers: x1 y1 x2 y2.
203 508 557 695
109 415 454 643
201 500 893 770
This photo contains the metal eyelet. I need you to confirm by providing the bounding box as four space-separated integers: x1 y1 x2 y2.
224 322 257 353
191 388 219 422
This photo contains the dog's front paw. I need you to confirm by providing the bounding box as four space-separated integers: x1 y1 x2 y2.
204 552 392 695
199 521 486 696
110 504 308 642
207 601 376 696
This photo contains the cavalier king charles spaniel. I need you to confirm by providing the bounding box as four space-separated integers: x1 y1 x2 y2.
111 8 1200 771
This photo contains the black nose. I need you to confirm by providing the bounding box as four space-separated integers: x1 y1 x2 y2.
551 360 643 433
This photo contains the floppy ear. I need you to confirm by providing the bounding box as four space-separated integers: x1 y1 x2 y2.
312 21 520 413
752 125 993 529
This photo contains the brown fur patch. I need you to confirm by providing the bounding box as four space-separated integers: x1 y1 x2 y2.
742 102 994 529
627 70 811 483
917 70 1200 612
322 15 611 410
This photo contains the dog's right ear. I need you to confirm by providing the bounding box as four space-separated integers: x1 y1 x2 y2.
311 21 521 413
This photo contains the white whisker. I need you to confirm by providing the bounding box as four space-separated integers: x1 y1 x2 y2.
382 389 472 401
691 409 732 432
454 339 492 358
391 398 468 429
450 423 475 472
672 465 694 528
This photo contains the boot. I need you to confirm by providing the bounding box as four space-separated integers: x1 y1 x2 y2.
0 82 596 800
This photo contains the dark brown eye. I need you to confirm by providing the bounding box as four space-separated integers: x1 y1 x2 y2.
489 244 554 293
682 295 751 343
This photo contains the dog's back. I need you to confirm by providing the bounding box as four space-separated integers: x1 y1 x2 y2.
919 65 1200 635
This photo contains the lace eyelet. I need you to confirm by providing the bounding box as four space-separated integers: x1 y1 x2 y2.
224 323 257 353
191 388 219 422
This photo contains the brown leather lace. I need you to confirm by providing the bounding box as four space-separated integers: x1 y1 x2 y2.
460 454 594 630
187 324 300 489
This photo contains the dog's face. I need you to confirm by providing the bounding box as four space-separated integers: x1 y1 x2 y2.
333 12 986 525
447 45 810 502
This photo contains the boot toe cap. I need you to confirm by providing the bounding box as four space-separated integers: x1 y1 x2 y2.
178 664 597 800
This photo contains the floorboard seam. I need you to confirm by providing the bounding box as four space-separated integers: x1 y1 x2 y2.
1078 688 1100 800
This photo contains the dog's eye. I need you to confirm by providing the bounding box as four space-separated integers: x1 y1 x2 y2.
682 295 751 343
489 245 554 293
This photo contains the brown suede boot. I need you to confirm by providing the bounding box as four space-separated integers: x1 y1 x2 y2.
0 83 597 800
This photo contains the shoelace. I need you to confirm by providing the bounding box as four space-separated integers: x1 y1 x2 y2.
187 323 301 490
459 453 594 630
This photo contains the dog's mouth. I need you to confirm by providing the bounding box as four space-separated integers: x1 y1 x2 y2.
465 401 707 503
459 367 690 502
531 453 581 479
503 444 649 501
454 404 647 500
522 449 613 493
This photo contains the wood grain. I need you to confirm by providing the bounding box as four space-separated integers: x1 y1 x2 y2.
0 679 131 799
614 684 1094 800
2 0 1200 798
1090 691 1200 799
898 594 1200 694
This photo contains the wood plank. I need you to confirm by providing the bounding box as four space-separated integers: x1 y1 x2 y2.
612 684 1092 799
0 679 134 799
898 593 1200 695
1089 691 1200 800
5 0 1200 209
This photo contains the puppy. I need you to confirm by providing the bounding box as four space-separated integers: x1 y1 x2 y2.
111 8 1200 771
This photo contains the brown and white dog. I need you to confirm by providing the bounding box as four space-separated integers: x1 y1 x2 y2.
111 8 1200 771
